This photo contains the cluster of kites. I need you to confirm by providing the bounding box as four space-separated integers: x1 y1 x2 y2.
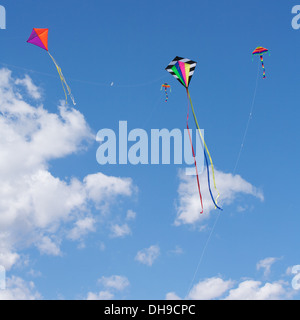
26 28 269 214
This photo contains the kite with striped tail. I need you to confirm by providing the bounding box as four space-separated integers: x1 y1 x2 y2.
252 47 269 79
165 56 222 213
27 28 76 106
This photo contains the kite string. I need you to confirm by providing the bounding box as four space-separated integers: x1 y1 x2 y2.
233 61 260 174
0 61 168 90
186 62 260 297
186 210 220 297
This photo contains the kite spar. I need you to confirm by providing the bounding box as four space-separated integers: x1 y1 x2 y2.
165 57 222 213
27 28 76 106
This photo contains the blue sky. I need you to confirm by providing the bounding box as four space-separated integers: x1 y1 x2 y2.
0 0 300 300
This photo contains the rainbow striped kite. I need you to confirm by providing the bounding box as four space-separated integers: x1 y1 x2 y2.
161 83 171 102
252 47 269 79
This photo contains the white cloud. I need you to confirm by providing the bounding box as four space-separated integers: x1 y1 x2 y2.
27 269 42 278
187 277 234 300
126 210 136 221
86 290 114 301
87 275 130 300
166 259 292 300
175 168 264 226
15 75 42 100
0 69 136 270
166 292 181 300
110 223 131 238
67 217 96 241
109 209 136 238
98 275 130 291
84 173 134 208
166 277 289 301
35 236 62 256
257 257 280 277
135 245 160 266
0 250 20 271
225 280 287 300
169 246 184 255
0 276 42 300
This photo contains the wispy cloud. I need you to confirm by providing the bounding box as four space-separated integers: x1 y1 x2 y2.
110 223 131 238
257 257 281 277
98 275 130 291
135 245 160 266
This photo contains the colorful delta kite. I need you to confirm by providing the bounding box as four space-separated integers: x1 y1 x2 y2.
165 57 222 214
27 28 76 106
161 83 171 102
252 47 269 79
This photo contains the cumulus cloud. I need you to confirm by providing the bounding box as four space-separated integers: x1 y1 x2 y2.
98 275 130 291
86 290 114 301
166 277 289 301
135 245 160 266
0 69 136 270
0 250 20 271
109 209 136 238
187 277 234 300
15 75 42 100
67 217 96 241
166 259 292 300
84 173 134 208
225 280 287 300
166 292 181 300
0 276 42 300
87 275 130 300
35 236 62 256
175 168 264 226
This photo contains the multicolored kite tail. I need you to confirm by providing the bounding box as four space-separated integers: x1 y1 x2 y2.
186 90 204 214
27 28 76 106
186 88 222 210
161 83 171 102
48 52 76 106
260 56 266 79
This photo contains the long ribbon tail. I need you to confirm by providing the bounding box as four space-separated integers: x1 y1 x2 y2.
204 148 223 211
186 88 222 210
48 52 76 106
186 93 204 214
260 55 266 79
165 88 168 102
